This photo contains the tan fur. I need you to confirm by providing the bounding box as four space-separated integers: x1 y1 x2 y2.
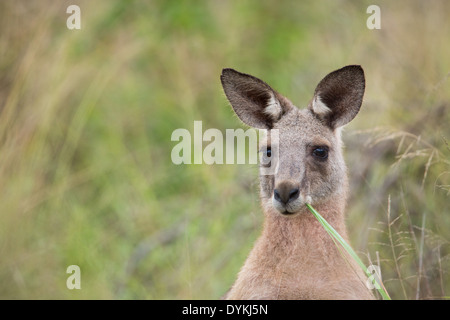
220 66 374 300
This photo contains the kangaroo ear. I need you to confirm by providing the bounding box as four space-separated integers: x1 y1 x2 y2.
220 68 292 129
309 65 365 129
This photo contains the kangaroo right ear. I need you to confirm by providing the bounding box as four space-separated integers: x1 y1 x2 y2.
220 68 292 129
309 65 365 129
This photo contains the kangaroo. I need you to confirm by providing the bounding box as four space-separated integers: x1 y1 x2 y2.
220 65 375 300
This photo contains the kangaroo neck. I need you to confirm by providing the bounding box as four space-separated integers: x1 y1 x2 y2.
260 200 348 256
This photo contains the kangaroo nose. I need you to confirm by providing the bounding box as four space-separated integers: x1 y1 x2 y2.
274 182 300 204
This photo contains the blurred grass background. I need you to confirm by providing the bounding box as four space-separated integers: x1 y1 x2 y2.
0 0 449 299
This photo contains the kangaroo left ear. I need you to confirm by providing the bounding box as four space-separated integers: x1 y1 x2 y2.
221 68 293 129
309 65 365 129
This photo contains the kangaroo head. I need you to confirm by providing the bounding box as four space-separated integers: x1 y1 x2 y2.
221 65 365 216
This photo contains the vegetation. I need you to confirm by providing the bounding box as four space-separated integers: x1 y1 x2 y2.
0 0 448 299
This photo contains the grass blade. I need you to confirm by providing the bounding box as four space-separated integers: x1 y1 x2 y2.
305 203 391 300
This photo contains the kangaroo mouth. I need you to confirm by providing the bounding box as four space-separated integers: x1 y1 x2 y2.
272 192 312 215
280 209 297 215
272 197 305 215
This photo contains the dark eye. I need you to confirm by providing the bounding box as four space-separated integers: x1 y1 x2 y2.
260 147 272 167
312 147 328 160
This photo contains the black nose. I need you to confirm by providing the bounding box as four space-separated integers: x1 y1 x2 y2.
274 182 300 204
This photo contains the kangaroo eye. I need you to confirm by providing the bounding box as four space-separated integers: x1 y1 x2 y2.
260 147 272 167
312 147 328 159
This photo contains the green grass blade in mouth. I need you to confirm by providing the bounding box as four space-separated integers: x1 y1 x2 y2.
305 203 391 300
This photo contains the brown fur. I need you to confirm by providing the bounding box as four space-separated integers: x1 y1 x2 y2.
220 66 375 300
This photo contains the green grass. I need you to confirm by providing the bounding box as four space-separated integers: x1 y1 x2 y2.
0 0 449 299
306 203 391 300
